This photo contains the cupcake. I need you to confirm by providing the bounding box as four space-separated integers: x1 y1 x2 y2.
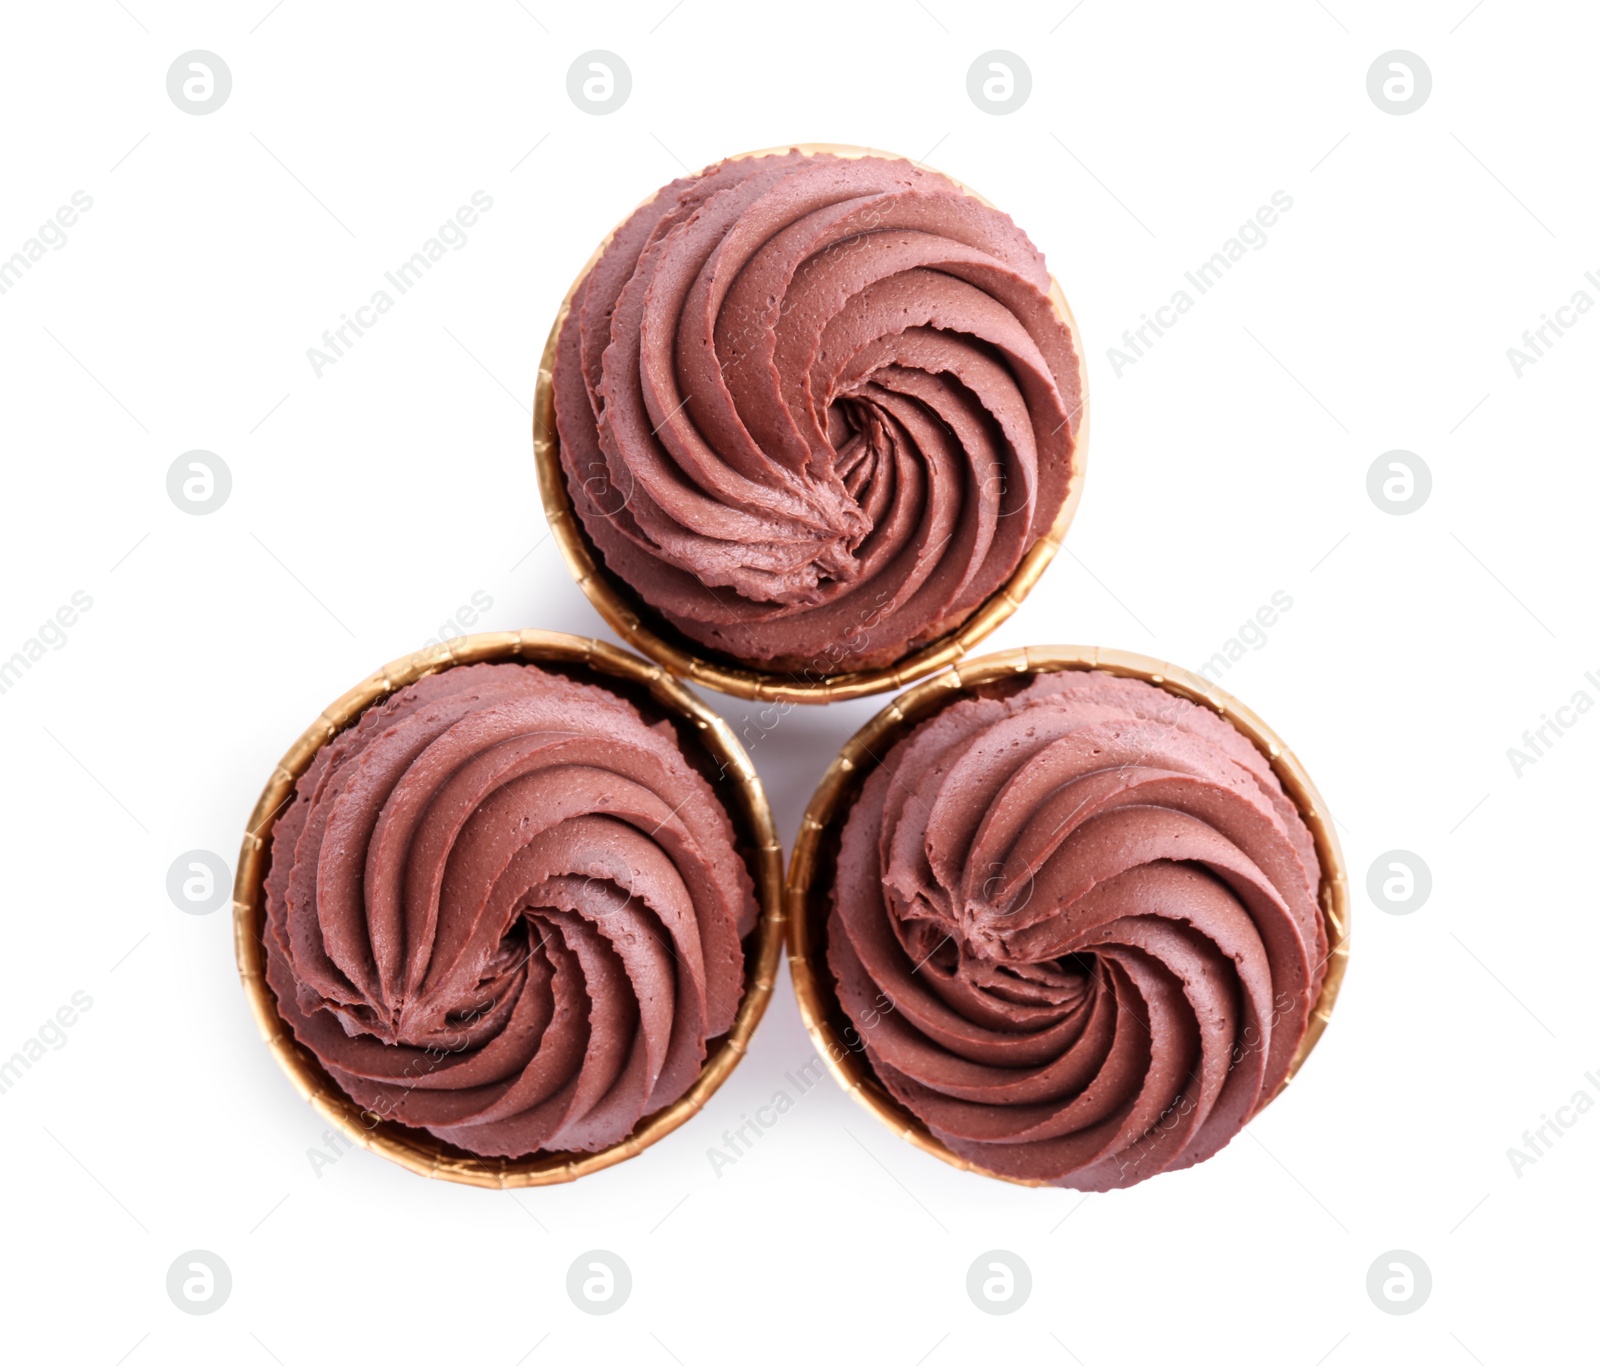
791 650 1346 1191
237 634 780 1183
543 145 1087 699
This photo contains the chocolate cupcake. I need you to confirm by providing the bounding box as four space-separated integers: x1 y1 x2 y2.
235 632 782 1186
788 647 1348 1191
539 144 1088 702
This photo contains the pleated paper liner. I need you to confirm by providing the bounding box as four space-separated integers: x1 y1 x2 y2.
786 644 1351 1188
232 629 784 1188
533 142 1090 706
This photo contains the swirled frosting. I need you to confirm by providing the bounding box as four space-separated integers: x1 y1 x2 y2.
828 671 1327 1190
552 149 1084 674
263 662 757 1159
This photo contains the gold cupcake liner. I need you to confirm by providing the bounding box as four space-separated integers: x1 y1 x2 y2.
785 644 1350 1188
533 142 1090 706
233 629 784 1188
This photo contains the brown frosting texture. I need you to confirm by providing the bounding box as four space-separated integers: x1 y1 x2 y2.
553 149 1083 674
828 671 1327 1190
263 662 757 1159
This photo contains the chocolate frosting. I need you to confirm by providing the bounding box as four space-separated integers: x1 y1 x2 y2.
263 663 757 1159
828 671 1327 1190
553 150 1083 674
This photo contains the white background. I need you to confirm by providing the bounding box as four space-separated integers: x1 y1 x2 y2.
1 1 1594 1362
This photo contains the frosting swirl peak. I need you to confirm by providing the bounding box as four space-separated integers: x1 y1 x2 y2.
553 149 1084 674
828 670 1327 1190
263 662 757 1159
